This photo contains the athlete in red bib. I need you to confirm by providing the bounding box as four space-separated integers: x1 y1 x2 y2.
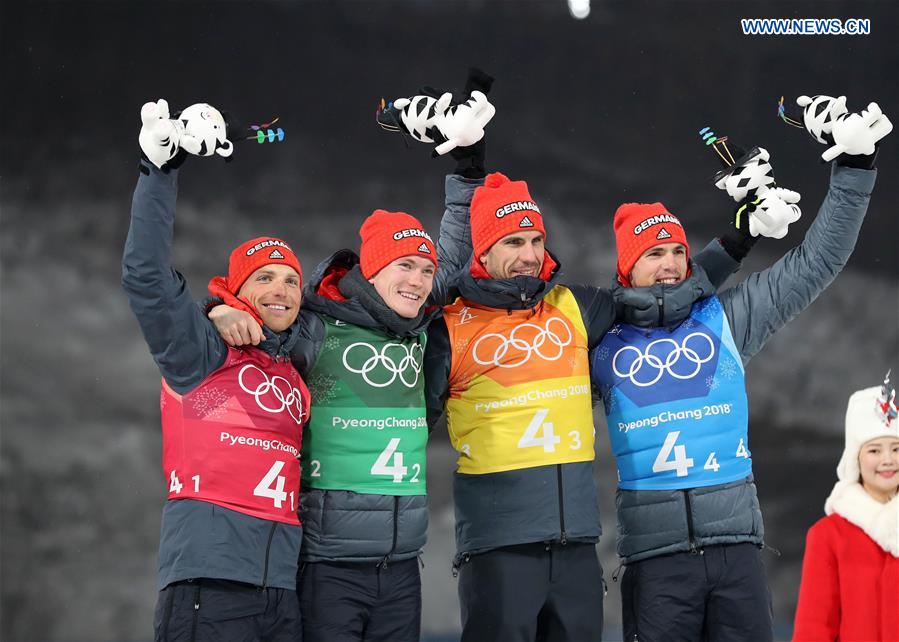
124 99 310 642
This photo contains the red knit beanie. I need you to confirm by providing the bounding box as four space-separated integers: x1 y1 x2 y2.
359 210 437 279
470 172 546 261
613 203 689 286
207 236 303 326
223 237 302 293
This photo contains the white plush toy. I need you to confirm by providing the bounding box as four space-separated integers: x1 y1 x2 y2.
796 95 848 144
378 90 496 156
795 95 893 162
139 99 234 169
706 137 802 239
744 187 802 240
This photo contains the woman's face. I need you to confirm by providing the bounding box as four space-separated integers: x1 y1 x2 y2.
859 436 899 503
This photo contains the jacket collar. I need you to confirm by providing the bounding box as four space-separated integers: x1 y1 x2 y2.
825 481 899 556
456 249 564 311
611 260 717 328
302 249 437 338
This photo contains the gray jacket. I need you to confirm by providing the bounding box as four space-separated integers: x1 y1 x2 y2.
610 163 877 563
425 174 740 560
123 162 305 591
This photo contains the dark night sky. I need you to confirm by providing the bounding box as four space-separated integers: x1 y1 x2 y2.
2 1 897 640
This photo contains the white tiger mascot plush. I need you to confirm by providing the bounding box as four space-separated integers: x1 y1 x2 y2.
377 90 495 156
796 95 892 162
139 99 234 169
711 142 801 240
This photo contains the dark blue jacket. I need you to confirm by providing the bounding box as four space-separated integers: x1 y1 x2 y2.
123 162 305 590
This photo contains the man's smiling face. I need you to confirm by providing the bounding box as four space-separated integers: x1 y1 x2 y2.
478 230 545 279
237 264 302 330
628 242 688 287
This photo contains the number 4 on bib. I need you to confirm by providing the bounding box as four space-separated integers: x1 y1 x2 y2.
518 408 560 453
254 461 288 507
371 437 408 483
652 431 695 477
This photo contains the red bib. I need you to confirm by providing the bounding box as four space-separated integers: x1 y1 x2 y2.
161 347 310 525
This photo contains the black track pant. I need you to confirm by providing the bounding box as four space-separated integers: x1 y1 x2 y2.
621 543 773 642
458 542 604 642
154 578 300 642
298 558 421 642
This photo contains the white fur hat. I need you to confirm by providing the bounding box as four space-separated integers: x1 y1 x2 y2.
835 380 899 483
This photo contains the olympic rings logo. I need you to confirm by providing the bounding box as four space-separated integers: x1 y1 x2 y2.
612 332 715 387
342 342 424 388
472 318 572 368
238 364 305 424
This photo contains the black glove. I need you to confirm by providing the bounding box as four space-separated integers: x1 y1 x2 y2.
449 67 494 178
718 199 760 261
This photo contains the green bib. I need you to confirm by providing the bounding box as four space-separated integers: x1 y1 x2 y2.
301 315 428 495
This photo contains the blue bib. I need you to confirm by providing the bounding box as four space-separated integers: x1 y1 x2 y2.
591 296 751 490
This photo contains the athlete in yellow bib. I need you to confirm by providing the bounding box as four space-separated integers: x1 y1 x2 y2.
425 171 744 642
444 285 594 474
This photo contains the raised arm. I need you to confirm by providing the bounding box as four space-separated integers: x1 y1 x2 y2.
721 163 876 362
122 100 228 393
122 161 227 393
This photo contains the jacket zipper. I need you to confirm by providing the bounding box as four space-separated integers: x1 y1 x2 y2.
656 296 664 326
380 496 400 569
556 464 568 545
261 522 277 588
190 583 201 642
683 490 699 554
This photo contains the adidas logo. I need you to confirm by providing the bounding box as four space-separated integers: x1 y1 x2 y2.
656 228 672 240
269 249 286 259
417 243 431 254
519 216 535 228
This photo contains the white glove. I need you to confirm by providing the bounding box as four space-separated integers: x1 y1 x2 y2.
821 102 893 162
139 99 180 169
748 187 802 239
431 91 496 155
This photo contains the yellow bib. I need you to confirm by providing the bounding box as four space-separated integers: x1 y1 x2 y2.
444 286 595 474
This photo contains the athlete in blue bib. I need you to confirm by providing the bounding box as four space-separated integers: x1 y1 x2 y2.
590 105 888 642
595 295 751 491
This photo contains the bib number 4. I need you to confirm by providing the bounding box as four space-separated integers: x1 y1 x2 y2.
652 431 695 478
253 461 294 511
518 408 561 453
371 437 409 483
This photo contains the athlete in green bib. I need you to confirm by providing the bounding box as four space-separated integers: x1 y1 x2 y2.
210 208 468 642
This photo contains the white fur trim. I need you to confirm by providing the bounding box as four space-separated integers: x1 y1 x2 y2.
825 481 899 556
